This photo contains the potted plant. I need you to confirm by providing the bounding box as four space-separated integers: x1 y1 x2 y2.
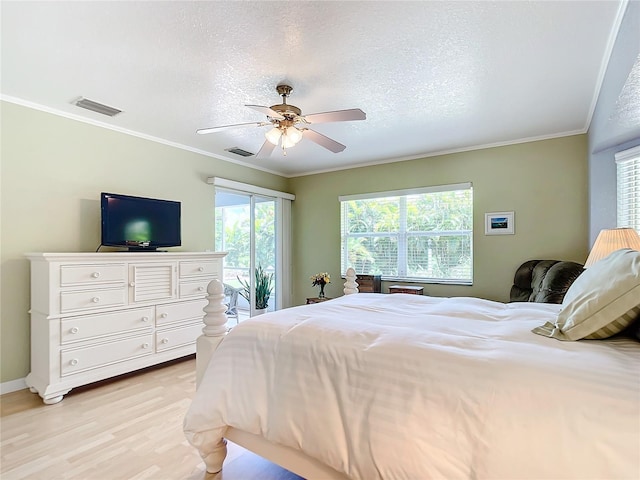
238 265 274 314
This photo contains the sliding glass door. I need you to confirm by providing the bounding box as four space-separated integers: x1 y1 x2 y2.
215 189 277 320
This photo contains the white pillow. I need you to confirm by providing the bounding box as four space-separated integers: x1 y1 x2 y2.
532 248 640 341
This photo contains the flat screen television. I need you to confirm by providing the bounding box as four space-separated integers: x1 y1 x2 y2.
101 192 181 251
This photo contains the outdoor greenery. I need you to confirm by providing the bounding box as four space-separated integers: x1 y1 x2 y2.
238 264 274 310
341 189 473 281
215 201 275 273
215 197 276 311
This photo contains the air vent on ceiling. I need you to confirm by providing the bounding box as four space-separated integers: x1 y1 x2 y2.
225 147 254 157
72 97 122 117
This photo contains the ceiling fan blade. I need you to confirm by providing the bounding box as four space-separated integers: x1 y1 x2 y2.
303 129 346 153
256 139 276 158
196 122 265 135
302 108 366 124
245 104 285 120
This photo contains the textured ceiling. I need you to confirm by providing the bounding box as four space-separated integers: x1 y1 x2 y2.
0 1 627 177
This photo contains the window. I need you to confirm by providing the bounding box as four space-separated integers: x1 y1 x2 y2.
339 183 473 284
616 146 640 234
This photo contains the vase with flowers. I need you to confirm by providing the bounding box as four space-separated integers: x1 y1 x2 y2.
310 272 331 298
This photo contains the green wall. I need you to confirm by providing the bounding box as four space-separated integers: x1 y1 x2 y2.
1 100 590 385
0 101 288 384
290 135 589 304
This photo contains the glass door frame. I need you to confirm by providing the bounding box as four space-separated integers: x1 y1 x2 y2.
211 177 295 317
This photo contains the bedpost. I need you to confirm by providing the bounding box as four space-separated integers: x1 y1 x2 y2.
344 267 359 294
196 278 228 387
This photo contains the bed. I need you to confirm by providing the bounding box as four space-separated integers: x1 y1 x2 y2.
184 250 640 479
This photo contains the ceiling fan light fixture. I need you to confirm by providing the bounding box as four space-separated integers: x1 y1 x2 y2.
265 127 282 145
281 135 295 149
286 126 303 144
282 129 303 149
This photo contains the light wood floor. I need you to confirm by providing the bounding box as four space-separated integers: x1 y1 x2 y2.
0 357 303 480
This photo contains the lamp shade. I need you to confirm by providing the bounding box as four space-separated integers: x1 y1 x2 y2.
584 228 640 267
265 127 282 145
286 127 303 144
281 127 303 149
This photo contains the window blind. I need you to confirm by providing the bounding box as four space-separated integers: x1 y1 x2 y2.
340 183 473 284
616 146 640 234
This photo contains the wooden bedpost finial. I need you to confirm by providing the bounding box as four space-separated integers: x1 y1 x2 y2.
202 279 228 337
344 267 359 295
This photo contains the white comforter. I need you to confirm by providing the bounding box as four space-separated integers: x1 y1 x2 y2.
184 294 640 479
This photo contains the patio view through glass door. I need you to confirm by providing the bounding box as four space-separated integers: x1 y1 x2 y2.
215 189 276 322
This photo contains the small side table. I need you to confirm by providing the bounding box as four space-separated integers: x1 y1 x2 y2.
388 285 424 295
306 297 332 304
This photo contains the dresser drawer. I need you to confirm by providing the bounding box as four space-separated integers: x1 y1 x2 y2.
60 287 127 313
60 333 154 376
60 307 154 344
179 260 219 278
60 263 126 286
156 299 207 326
156 322 202 352
179 279 212 299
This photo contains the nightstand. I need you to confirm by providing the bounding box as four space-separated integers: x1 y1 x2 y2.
388 285 424 295
306 297 332 304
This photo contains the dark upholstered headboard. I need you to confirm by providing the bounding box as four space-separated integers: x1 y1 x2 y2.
510 260 584 304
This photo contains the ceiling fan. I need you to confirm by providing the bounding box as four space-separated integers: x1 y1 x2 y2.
197 84 366 157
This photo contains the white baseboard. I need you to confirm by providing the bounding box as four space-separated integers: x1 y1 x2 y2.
0 377 27 395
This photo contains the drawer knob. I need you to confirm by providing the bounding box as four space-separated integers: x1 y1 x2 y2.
198 266 204 272
129 282 135 287
70 327 79 334
160 313 168 318
161 338 169 344
70 358 79 366
142 316 150 323
142 342 150 349
198 286 205 291
92 297 100 303
91 272 100 278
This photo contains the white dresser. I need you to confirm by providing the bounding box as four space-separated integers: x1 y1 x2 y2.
25 251 226 404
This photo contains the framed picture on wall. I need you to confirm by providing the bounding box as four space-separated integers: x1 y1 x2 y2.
485 211 515 235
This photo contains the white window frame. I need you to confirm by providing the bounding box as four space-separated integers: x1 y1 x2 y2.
339 182 473 285
615 145 640 234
